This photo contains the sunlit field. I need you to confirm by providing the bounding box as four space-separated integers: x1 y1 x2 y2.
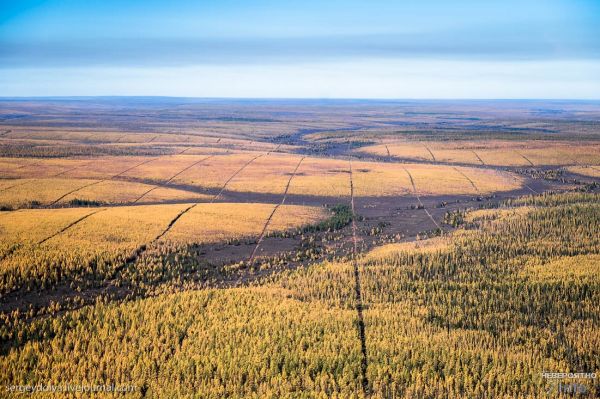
0 99 598 398
359 140 600 167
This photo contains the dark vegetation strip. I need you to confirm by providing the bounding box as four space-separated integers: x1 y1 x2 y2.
348 159 370 396
249 157 305 262
300 204 353 233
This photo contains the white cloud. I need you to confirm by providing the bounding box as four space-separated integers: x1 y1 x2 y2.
2 59 599 98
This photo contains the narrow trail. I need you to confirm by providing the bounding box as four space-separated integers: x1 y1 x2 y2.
38 209 105 245
52 162 92 178
471 150 485 165
348 159 370 396
48 180 104 206
165 155 214 184
0 209 105 263
562 154 600 174
453 167 480 194
0 180 30 193
248 156 304 262
134 155 214 204
424 145 437 162
211 154 263 203
49 157 158 206
146 135 159 143
153 204 197 241
133 188 162 204
14 162 40 171
115 153 264 273
0 130 11 137
515 151 535 167
113 157 158 178
402 167 441 230
384 145 391 158
48 148 200 205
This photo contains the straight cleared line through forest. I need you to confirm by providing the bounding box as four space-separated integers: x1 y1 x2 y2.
0 209 105 263
424 145 437 162
154 153 264 242
14 161 40 170
402 167 442 230
515 151 535 167
471 150 486 165
37 209 105 245
52 162 94 177
248 156 305 262
348 159 370 396
166 155 215 184
45 149 195 206
48 157 159 206
133 155 215 203
453 167 480 194
211 154 264 203
114 153 264 273
0 180 30 194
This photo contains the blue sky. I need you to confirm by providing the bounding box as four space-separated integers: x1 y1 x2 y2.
1 0 599 98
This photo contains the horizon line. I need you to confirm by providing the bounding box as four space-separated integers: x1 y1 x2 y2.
1 96 600 102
